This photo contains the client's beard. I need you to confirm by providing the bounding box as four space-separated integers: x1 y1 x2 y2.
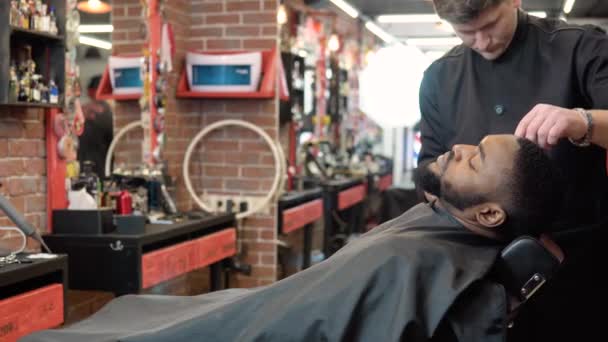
415 161 442 198
416 160 487 211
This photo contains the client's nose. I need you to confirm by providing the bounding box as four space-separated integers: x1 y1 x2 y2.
451 144 474 162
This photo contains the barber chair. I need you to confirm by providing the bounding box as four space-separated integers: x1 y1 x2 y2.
484 234 564 342
432 235 564 342
494 235 564 318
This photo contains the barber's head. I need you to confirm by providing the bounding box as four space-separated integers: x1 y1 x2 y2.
432 0 521 60
88 75 101 100
417 134 563 239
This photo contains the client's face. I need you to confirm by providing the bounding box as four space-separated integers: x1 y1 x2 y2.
418 134 520 209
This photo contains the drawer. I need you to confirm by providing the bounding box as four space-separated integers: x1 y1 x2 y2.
282 199 323 234
142 228 237 289
0 284 64 342
338 184 367 210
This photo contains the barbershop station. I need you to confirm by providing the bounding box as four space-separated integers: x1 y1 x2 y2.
0 0 607 341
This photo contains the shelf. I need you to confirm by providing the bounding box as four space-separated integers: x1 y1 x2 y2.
95 64 142 101
10 25 64 42
176 47 289 101
0 101 63 109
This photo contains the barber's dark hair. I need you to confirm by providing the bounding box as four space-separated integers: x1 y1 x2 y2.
88 75 102 91
432 0 506 24
502 138 564 238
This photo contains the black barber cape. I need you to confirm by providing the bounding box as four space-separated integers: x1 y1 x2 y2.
22 204 508 342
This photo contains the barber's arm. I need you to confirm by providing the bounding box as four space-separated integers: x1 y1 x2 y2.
416 71 447 200
515 27 608 150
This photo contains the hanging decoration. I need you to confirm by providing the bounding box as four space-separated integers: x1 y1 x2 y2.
139 0 173 167
139 0 152 165
62 0 84 178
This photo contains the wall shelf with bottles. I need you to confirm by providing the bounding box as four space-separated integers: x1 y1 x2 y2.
0 0 66 107
10 25 64 41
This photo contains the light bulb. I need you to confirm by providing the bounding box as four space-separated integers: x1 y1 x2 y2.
328 34 340 52
277 5 288 25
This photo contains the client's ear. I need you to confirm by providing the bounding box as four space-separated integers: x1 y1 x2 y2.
475 203 506 228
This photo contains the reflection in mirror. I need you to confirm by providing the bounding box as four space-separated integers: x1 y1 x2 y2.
74 6 114 180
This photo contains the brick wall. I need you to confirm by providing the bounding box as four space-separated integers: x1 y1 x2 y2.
188 0 279 287
0 107 47 251
111 0 146 169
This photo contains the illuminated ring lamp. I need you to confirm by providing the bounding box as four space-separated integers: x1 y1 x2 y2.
183 120 283 220
105 120 144 177
77 0 112 14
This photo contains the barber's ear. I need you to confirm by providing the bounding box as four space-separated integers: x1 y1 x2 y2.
475 204 506 228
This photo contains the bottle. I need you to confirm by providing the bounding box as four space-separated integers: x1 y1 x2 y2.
21 0 30 29
40 82 49 103
28 0 36 30
40 3 49 32
49 6 57 35
31 74 41 102
49 80 59 104
8 63 19 103
10 1 20 26
116 191 133 215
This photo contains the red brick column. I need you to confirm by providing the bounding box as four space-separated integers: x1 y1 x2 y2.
111 0 280 287
187 0 279 287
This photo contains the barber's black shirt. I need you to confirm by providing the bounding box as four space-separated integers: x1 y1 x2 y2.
418 11 608 229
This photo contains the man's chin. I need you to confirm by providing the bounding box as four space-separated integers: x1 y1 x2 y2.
415 161 442 198
479 48 505 61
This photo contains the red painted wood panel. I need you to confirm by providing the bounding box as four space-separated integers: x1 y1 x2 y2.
282 199 323 234
141 228 237 289
46 108 68 231
0 284 64 342
338 184 367 210
377 174 393 192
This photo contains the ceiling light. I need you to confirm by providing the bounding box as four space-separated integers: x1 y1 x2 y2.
329 0 359 19
365 22 395 43
406 37 462 46
78 24 114 33
563 0 576 14
77 0 112 14
277 4 288 25
377 14 442 23
528 11 547 18
79 35 112 50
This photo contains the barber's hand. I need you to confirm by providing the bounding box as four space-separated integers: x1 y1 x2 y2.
515 104 587 148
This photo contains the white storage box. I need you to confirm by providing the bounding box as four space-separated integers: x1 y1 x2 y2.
108 56 143 95
186 51 262 92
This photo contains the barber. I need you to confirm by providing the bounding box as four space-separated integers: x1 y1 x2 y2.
416 0 608 341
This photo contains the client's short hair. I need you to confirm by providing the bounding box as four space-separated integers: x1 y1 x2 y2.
502 138 564 238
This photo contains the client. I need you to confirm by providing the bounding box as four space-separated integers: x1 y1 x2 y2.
22 135 563 342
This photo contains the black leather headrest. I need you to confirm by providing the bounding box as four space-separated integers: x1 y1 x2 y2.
493 235 563 303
